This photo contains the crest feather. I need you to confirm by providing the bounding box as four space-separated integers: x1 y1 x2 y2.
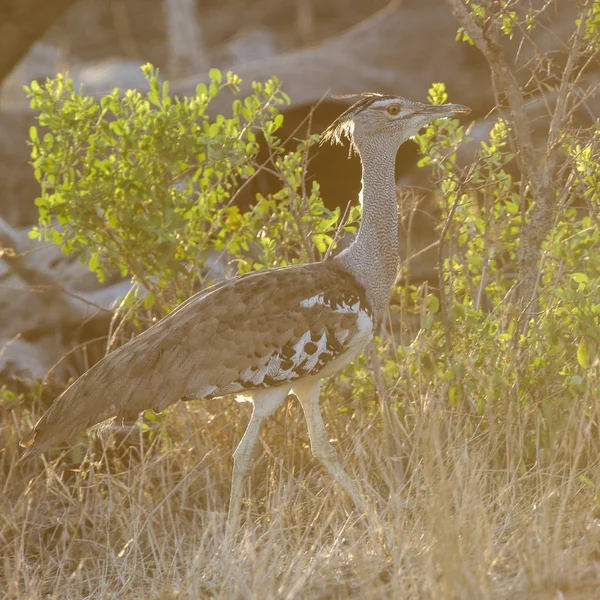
320 93 396 147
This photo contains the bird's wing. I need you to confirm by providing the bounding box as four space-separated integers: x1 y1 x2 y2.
21 260 374 455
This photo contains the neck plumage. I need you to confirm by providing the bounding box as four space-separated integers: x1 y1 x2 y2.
336 137 400 323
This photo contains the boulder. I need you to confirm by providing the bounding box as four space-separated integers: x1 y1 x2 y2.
0 336 67 383
0 217 136 382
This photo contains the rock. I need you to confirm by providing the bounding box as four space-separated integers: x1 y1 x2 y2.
0 336 67 383
163 0 209 77
0 268 56 339
0 110 39 226
0 216 136 382
2 217 136 319
45 0 167 70
0 0 77 87
173 1 491 117
216 26 279 68
0 42 62 110
71 59 160 97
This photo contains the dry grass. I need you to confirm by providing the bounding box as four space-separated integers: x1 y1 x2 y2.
2 384 600 599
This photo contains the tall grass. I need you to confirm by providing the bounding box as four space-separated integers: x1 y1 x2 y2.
3 374 599 599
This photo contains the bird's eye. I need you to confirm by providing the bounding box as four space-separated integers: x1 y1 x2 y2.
387 104 401 116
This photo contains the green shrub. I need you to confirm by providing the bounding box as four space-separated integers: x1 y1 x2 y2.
380 82 600 462
26 65 347 309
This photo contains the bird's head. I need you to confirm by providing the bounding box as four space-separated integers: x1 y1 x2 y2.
321 93 470 153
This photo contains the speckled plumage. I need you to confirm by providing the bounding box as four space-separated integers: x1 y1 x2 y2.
21 261 373 449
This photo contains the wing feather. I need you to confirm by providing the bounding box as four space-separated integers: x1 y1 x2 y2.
21 261 373 455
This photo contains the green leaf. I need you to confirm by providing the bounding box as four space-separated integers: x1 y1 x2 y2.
577 340 590 369
209 68 222 84
50 229 63 245
423 314 435 330
143 292 156 308
89 252 100 273
109 121 125 136
195 83 208 97
571 272 589 284
429 295 440 314
143 409 158 422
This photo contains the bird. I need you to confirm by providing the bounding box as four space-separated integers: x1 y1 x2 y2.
20 93 470 532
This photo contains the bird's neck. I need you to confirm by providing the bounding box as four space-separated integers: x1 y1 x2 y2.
337 140 400 322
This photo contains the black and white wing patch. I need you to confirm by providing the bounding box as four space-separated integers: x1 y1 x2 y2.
203 288 374 398
170 261 376 402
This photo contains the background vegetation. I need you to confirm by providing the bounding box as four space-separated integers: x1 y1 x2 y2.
1 1 600 598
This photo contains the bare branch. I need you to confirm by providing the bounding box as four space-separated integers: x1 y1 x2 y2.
443 0 583 312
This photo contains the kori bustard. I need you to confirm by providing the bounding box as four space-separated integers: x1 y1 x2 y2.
21 93 470 530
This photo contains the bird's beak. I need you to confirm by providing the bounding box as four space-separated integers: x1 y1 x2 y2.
421 103 471 117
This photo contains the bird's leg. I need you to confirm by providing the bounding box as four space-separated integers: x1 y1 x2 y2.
293 378 365 513
226 387 290 536
227 412 262 536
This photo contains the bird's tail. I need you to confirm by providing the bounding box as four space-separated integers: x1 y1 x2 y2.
19 368 119 460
